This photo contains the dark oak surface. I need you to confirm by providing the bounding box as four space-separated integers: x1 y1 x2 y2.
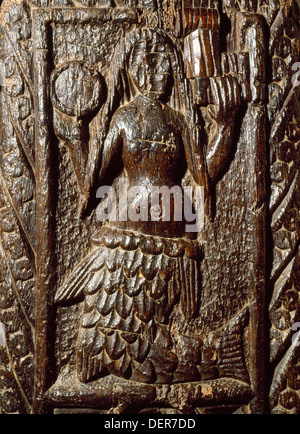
0 0 299 414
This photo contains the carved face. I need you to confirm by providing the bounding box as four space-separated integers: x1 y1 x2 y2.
130 39 172 100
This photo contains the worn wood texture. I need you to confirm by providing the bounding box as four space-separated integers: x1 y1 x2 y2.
0 0 299 414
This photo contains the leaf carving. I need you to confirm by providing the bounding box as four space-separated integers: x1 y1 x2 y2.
0 1 35 414
265 0 300 414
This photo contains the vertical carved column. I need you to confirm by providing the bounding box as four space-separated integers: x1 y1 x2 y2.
32 9 56 414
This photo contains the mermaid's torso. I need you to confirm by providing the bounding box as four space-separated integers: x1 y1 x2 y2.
104 96 195 239
121 96 183 186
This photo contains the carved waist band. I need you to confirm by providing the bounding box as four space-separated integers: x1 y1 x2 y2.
91 226 202 261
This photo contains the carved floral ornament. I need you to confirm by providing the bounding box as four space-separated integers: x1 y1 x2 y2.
0 0 299 415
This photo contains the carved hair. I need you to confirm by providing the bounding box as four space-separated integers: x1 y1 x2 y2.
110 28 189 114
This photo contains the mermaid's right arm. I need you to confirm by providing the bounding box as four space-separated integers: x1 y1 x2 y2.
98 111 124 185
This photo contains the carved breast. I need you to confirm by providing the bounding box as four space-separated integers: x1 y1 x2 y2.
121 103 183 185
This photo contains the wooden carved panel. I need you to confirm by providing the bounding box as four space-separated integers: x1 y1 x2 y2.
0 0 299 414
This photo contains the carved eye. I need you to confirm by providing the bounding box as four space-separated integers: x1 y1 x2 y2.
50 62 103 117
160 57 171 74
145 54 159 69
145 54 171 75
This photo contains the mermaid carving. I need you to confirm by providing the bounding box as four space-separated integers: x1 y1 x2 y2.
55 29 241 384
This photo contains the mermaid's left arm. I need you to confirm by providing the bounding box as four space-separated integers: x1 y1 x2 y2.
181 116 211 218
